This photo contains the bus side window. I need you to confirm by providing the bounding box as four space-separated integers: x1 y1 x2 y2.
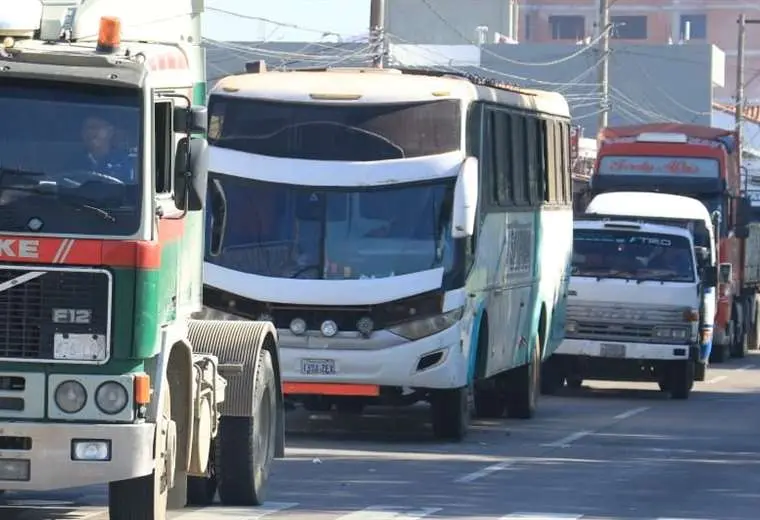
525 116 540 206
154 99 174 195
492 110 512 206
559 122 571 204
510 114 528 206
545 121 558 204
538 119 549 203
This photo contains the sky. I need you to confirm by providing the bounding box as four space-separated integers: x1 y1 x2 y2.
202 0 369 42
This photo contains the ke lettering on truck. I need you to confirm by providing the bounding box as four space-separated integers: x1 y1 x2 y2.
0 2 283 518
202 65 573 441
550 192 718 397
592 123 754 363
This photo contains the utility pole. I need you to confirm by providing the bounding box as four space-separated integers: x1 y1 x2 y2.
737 14 746 177
736 14 760 180
597 0 610 131
370 0 386 68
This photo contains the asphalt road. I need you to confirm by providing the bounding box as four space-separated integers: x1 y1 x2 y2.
3 354 760 519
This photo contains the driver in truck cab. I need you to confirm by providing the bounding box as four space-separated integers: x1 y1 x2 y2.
75 114 136 183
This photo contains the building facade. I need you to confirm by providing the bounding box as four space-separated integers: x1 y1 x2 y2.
385 0 760 101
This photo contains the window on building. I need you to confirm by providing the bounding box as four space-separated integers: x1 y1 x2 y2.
548 15 585 41
680 14 707 40
611 15 648 40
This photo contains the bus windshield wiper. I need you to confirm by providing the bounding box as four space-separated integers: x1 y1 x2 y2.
1 183 116 222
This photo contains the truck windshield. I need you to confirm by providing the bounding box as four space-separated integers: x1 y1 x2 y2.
207 97 461 161
205 174 456 280
0 78 141 236
573 229 695 282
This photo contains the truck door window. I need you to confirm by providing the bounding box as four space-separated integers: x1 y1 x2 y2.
153 99 173 195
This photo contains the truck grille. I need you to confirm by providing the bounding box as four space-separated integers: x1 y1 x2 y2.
0 266 111 361
566 301 689 344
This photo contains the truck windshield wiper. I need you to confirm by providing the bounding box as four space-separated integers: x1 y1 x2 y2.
0 183 116 223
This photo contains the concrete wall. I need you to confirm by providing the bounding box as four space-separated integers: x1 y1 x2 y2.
473 43 721 137
384 0 517 45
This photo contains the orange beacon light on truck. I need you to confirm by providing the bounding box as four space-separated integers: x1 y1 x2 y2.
96 16 121 53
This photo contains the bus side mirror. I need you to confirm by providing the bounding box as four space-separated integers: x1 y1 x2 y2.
174 136 208 211
174 105 208 134
718 262 732 284
452 157 479 238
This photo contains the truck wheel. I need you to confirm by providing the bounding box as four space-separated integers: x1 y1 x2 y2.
710 342 730 363
109 384 174 520
430 386 469 441
505 337 540 419
216 349 277 506
669 361 695 400
731 328 748 358
473 387 506 418
186 447 217 506
540 355 565 395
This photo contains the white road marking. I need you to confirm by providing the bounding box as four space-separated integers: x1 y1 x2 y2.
175 502 299 519
737 363 755 371
542 430 593 448
706 375 727 384
454 460 515 483
612 406 650 420
501 514 583 519
335 506 441 519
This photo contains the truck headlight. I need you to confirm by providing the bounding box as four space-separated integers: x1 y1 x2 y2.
389 307 463 341
54 380 87 414
95 381 129 415
654 327 689 339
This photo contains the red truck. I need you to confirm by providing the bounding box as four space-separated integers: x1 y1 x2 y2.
590 123 756 363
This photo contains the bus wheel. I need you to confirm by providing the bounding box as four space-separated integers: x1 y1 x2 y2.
472 387 506 418
430 387 469 441
505 338 540 419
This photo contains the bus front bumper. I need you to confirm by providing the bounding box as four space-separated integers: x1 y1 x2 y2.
0 421 155 490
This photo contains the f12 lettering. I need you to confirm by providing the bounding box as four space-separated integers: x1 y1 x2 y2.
52 309 92 324
0 239 39 258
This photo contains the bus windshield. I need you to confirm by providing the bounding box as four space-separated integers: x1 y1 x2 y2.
207 97 461 161
206 175 456 280
572 229 695 283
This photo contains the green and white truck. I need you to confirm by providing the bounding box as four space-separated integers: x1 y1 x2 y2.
0 1 283 518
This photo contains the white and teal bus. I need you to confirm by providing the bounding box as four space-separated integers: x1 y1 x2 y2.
201 65 573 441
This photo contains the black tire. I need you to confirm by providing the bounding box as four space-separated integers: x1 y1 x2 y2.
540 355 565 395
711 342 731 363
109 384 172 520
731 326 748 359
216 349 277 506
430 386 468 441
472 387 506 418
670 360 695 400
186 447 217 506
506 337 540 419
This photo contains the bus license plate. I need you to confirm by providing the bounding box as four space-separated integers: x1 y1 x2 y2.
301 359 336 375
600 343 626 358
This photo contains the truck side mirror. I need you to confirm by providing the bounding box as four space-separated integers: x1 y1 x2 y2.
452 156 479 238
718 262 732 284
735 196 752 238
694 246 709 267
174 136 209 212
174 105 208 134
701 267 716 287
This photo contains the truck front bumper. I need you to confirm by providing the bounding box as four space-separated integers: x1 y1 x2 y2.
0 422 155 490
556 338 699 361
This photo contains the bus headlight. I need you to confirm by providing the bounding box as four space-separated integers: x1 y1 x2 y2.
54 380 87 414
95 381 129 415
389 307 463 341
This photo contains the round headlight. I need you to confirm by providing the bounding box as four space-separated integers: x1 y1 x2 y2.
320 320 338 338
54 380 87 414
356 316 374 337
95 381 129 415
290 318 307 335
